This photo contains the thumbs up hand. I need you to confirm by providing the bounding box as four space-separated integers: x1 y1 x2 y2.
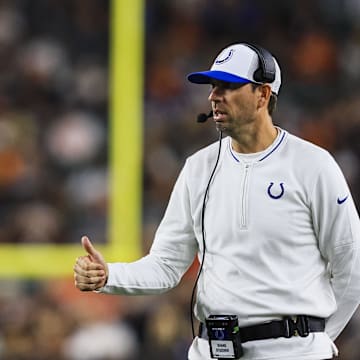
74 236 109 291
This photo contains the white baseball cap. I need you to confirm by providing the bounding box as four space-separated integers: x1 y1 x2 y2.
187 43 281 95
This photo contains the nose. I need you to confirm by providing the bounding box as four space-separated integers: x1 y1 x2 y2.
208 85 222 102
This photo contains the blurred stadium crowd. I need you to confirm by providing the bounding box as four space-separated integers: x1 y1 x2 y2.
0 0 360 359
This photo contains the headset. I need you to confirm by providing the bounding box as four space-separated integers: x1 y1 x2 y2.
242 42 276 84
190 42 276 338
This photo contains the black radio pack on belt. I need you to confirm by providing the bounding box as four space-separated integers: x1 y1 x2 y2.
205 315 243 359
201 314 326 359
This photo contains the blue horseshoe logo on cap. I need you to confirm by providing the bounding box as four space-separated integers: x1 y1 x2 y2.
215 49 234 64
267 182 285 199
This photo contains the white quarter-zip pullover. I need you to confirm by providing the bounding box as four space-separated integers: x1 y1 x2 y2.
100 129 360 360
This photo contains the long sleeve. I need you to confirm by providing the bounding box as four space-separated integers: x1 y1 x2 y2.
100 161 198 295
311 153 360 340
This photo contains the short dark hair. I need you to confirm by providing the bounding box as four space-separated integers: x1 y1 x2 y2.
268 93 277 116
251 84 278 116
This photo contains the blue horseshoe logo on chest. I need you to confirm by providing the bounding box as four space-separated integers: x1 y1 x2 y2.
267 182 285 199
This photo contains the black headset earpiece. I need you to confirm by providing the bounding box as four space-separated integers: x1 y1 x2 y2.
242 43 276 84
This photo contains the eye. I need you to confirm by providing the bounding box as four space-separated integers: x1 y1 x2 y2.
210 81 226 90
228 83 245 90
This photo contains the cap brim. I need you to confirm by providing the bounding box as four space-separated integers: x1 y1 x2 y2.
187 70 251 84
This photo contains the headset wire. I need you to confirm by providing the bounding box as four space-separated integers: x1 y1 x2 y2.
190 130 223 338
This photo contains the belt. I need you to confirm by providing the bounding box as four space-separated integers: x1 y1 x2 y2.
199 315 325 343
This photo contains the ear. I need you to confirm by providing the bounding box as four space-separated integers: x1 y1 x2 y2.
257 84 272 109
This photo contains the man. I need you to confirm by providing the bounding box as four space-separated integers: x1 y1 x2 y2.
74 43 360 360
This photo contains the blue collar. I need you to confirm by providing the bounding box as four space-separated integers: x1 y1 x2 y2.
228 128 286 163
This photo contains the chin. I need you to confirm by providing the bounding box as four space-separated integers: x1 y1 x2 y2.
215 123 229 133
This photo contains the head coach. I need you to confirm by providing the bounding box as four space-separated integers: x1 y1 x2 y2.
74 42 360 360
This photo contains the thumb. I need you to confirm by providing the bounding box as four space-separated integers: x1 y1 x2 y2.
81 236 104 264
